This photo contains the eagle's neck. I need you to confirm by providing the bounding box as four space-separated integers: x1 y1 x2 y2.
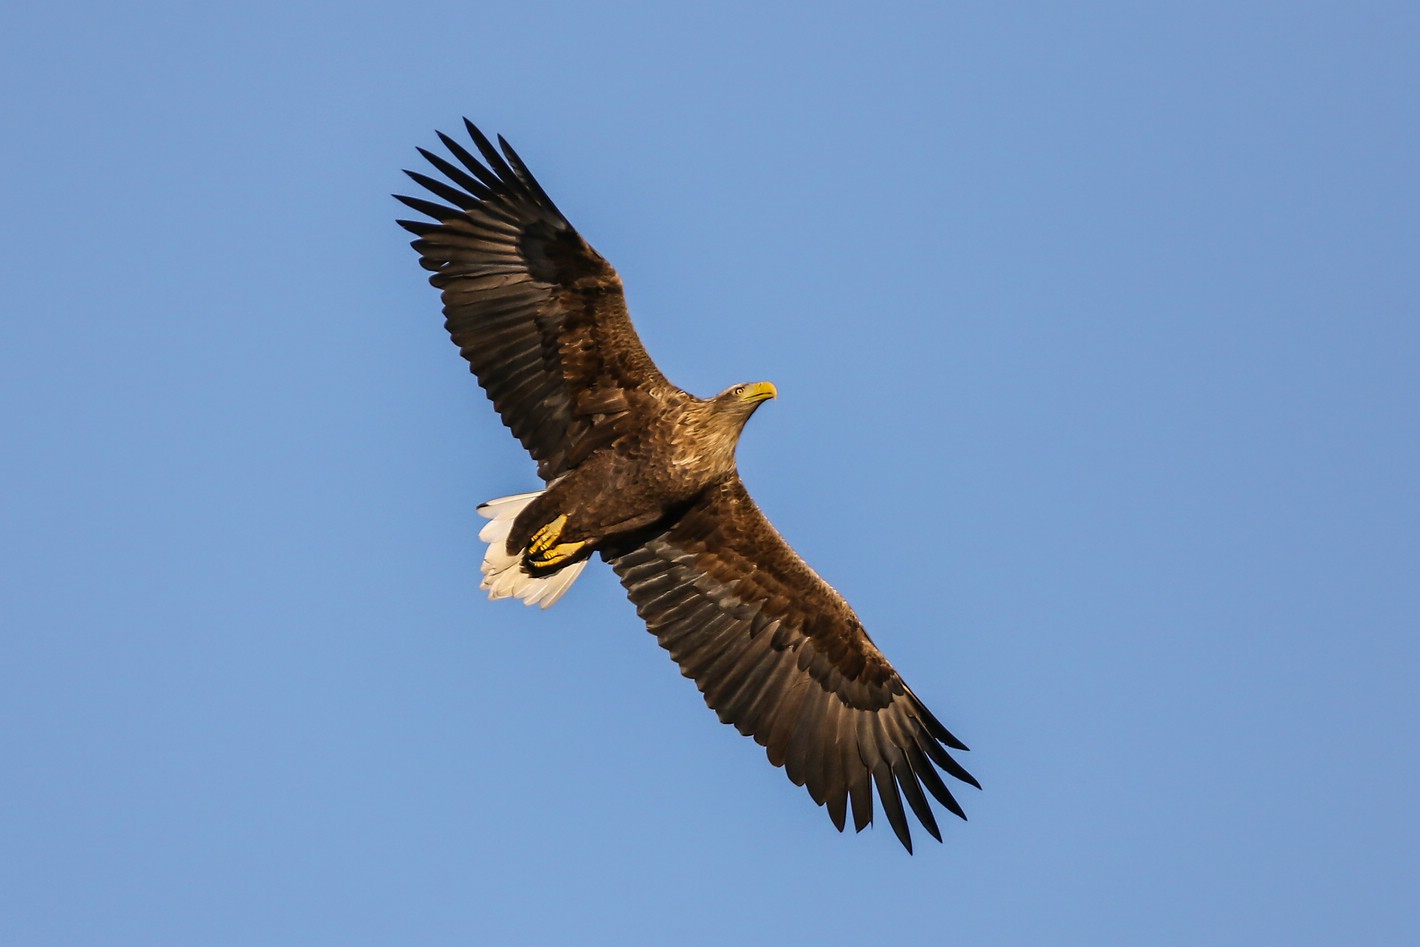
669 397 748 482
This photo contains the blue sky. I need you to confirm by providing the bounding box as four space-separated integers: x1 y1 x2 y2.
3 2 1417 944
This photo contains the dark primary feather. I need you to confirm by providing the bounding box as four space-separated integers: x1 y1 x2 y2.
396 121 671 481
604 478 978 853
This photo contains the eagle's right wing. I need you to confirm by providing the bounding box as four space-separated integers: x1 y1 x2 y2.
605 477 978 852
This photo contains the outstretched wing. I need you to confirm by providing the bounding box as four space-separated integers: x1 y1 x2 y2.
396 121 673 480
604 478 978 852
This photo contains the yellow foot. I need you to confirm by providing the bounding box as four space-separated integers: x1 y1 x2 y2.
527 514 586 569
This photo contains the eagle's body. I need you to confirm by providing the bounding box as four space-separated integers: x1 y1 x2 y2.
397 121 978 852
510 381 771 564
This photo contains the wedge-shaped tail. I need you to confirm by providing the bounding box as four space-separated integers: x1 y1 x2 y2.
476 491 589 608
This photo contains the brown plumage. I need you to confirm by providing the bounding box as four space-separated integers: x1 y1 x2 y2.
396 120 978 852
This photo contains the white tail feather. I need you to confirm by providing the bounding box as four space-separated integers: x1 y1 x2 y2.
475 491 588 609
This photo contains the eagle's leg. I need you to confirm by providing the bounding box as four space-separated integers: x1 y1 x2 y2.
527 514 587 569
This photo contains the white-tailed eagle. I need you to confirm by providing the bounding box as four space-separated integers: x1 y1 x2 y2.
396 121 978 851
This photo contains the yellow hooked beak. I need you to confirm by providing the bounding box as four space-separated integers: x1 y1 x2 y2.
738 381 777 404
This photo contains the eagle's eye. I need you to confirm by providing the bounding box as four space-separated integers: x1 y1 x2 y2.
733 385 745 397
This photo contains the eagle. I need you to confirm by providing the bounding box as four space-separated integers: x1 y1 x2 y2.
396 121 978 852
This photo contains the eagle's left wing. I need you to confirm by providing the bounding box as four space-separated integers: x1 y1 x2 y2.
396 122 675 481
604 478 977 852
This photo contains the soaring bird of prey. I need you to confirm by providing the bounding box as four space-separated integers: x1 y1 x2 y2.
396 121 978 852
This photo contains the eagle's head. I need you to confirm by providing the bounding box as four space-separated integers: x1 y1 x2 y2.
715 380 777 433
717 380 778 414
683 381 778 477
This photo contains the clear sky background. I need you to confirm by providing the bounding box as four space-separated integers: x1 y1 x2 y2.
3 2 1417 944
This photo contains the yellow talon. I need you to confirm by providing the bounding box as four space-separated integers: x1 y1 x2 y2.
529 540 586 568
529 514 568 555
527 514 585 568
